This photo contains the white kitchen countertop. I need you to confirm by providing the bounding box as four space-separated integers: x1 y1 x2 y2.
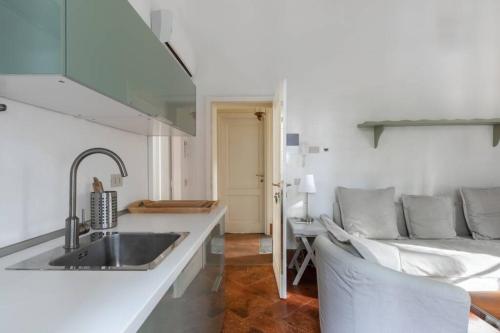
0 206 226 333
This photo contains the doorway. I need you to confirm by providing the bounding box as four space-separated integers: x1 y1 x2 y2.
211 82 288 301
214 102 273 234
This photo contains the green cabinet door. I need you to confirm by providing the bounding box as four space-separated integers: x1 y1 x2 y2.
0 0 195 135
65 0 196 135
0 0 65 74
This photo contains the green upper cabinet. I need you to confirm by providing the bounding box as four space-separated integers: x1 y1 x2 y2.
0 0 196 136
0 0 65 74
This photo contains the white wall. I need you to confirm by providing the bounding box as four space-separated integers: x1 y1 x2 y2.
128 0 152 26
174 0 500 216
0 0 153 248
0 98 148 248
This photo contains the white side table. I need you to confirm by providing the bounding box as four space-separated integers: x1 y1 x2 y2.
288 217 327 285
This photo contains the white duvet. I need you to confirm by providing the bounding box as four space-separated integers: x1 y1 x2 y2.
382 238 500 291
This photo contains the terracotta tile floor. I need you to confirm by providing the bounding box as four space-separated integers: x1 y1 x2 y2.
223 234 320 333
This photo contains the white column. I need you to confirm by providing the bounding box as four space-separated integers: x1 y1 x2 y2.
148 136 170 200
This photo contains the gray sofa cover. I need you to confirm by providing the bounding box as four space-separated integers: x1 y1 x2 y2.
314 235 471 333
333 201 500 291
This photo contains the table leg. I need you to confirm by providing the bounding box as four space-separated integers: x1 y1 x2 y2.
292 237 315 286
288 240 304 269
293 250 312 286
302 236 316 266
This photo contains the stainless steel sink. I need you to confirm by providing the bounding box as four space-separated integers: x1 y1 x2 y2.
7 232 189 271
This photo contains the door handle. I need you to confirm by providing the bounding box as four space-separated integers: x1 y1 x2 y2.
274 192 281 203
272 182 281 187
256 174 264 177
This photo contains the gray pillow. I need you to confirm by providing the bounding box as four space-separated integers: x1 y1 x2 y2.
454 202 471 237
394 202 409 238
337 187 400 239
401 195 457 239
460 187 500 239
335 201 409 237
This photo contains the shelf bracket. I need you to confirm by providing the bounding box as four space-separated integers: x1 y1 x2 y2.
493 124 500 147
373 125 384 148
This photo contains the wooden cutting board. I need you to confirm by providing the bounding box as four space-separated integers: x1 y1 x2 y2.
128 200 218 214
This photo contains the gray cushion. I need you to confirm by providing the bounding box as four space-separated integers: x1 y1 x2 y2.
454 202 471 237
334 201 409 237
337 187 400 239
332 201 342 227
394 202 409 238
335 200 469 237
401 195 457 239
460 187 500 239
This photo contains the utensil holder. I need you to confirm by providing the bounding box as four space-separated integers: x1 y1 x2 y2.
90 191 118 230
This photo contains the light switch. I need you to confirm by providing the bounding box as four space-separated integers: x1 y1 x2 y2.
110 174 123 187
309 146 320 154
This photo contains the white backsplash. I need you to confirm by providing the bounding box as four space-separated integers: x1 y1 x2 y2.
0 98 149 248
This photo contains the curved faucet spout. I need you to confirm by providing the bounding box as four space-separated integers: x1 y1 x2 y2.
65 148 128 249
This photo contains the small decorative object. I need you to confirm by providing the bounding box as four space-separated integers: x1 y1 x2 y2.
254 111 264 121
92 177 104 193
299 174 316 223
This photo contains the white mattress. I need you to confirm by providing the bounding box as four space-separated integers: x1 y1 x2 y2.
381 238 500 291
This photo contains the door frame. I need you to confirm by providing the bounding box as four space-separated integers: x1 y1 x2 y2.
210 100 273 234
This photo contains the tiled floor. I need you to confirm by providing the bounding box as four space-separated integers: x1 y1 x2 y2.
223 234 320 333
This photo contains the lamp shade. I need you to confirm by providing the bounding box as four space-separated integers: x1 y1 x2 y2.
299 174 316 193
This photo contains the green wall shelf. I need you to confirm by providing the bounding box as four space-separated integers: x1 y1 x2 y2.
357 119 500 148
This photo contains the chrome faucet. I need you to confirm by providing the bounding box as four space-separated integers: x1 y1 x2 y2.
65 148 128 249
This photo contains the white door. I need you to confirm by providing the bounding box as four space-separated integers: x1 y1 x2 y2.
272 80 287 299
218 111 265 233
